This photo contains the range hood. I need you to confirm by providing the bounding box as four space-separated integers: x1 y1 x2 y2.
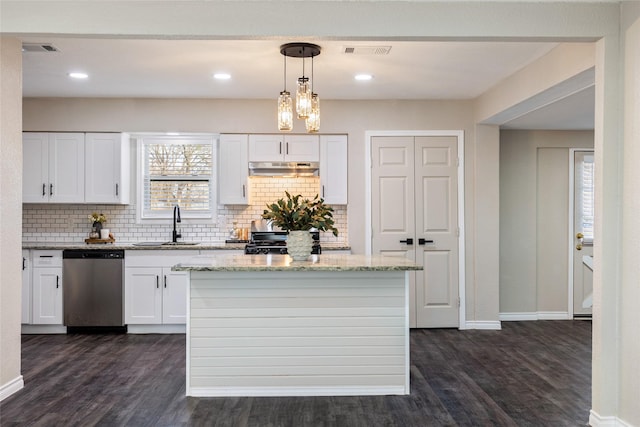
248 161 319 177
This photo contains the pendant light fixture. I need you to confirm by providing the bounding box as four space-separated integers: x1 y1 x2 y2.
277 53 293 132
306 55 320 133
279 43 321 132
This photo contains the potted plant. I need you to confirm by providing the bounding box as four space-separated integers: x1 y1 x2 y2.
262 192 338 260
88 212 107 234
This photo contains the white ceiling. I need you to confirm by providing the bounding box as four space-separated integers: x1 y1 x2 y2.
20 37 595 130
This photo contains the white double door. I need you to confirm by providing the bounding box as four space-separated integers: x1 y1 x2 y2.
372 135 459 328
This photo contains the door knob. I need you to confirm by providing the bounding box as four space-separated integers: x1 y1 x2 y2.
576 232 584 239
399 238 413 245
576 232 584 250
418 238 434 245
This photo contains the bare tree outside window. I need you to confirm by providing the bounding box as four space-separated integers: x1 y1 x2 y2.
141 137 214 218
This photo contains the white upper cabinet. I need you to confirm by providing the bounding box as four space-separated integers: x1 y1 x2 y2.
218 134 250 205
23 132 130 204
22 133 49 203
248 134 282 162
320 135 348 205
85 133 130 204
284 135 320 162
23 132 85 203
248 134 319 162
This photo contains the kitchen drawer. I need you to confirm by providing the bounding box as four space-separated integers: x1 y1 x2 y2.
32 250 63 267
125 250 200 268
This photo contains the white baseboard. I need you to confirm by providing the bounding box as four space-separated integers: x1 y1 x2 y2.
188 385 408 397
127 324 186 334
589 410 634 427
0 376 24 402
537 311 572 320
464 321 502 330
21 325 67 334
499 312 571 321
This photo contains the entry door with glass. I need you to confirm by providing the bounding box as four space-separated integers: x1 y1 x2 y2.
573 150 594 317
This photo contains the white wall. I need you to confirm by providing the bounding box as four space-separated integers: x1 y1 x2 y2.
0 37 23 400
499 130 594 317
619 4 640 424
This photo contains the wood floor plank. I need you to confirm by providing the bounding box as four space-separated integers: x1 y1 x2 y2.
0 321 591 426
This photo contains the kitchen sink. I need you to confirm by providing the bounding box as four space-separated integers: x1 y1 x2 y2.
132 241 200 246
132 242 169 246
162 242 200 246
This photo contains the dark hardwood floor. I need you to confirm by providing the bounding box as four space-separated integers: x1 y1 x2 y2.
0 321 591 426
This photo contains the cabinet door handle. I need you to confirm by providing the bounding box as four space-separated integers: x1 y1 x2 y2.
42 183 46 196
286 142 289 155
164 275 167 288
22 257 26 270
56 276 59 289
49 184 53 196
115 183 119 196
39 255 53 258
242 184 246 198
156 276 159 289
322 185 325 198
279 141 282 154
400 238 414 245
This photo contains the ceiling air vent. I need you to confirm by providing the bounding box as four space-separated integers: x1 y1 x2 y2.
22 43 60 53
343 46 392 55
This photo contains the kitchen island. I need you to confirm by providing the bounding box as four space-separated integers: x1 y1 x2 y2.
173 253 421 397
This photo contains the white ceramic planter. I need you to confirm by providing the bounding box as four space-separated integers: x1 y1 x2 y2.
287 230 313 261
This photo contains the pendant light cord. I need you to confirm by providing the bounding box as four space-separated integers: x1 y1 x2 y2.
283 54 287 92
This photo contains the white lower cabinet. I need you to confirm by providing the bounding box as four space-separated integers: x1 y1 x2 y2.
31 250 63 325
125 251 198 326
125 267 188 324
22 250 31 324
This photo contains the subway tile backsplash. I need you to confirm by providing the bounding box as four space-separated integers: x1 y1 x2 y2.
22 176 348 245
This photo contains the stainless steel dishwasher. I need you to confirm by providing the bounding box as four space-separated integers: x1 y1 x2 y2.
62 249 125 332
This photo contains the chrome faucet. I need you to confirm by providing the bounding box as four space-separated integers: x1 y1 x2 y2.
172 204 182 243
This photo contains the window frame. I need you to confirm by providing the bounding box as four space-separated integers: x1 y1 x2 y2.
135 134 218 224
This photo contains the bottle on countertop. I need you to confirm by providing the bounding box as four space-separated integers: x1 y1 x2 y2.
229 221 239 240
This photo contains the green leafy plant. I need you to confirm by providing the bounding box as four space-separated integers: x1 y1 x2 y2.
262 192 338 237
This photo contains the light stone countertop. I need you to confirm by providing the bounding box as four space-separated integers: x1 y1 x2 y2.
22 242 351 251
172 253 421 272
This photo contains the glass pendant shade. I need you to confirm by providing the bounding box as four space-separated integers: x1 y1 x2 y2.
305 93 320 133
296 77 312 119
278 91 293 131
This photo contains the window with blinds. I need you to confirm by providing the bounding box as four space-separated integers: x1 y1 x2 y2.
139 136 215 219
577 154 595 242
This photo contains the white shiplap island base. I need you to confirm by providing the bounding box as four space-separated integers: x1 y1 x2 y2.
172 254 422 397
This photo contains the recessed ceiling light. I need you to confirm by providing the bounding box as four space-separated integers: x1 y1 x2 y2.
68 72 88 79
213 73 231 80
355 74 373 81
